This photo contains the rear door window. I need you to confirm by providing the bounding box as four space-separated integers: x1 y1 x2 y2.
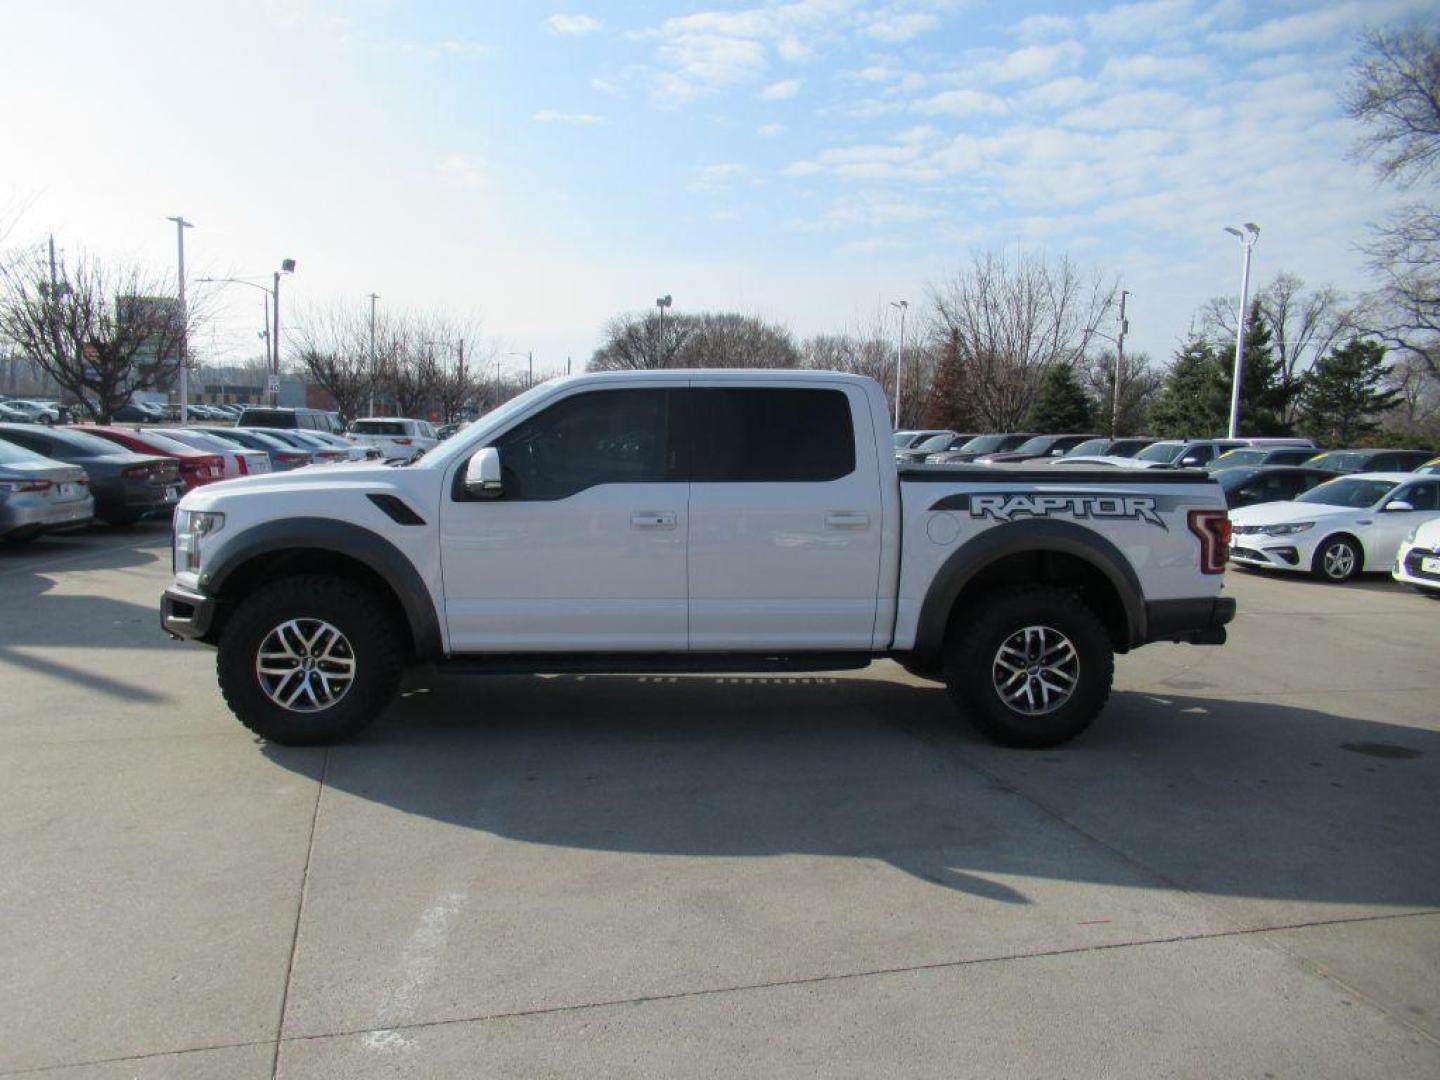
685 388 854 483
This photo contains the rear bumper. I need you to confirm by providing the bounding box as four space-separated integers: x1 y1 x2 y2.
160 583 217 642
0 494 94 536
1140 595 1236 646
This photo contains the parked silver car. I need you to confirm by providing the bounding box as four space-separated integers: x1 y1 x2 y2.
0 439 95 542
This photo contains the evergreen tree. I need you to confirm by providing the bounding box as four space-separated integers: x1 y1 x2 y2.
922 329 972 430
1224 300 1295 435
1148 335 1227 437
1026 362 1095 431
1298 337 1402 445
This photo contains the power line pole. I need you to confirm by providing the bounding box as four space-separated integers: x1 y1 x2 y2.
1112 290 1129 437
1223 224 1261 439
167 216 194 421
528 350 533 388
890 299 908 430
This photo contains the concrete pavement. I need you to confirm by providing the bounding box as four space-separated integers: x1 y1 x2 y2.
1 526 1436 1077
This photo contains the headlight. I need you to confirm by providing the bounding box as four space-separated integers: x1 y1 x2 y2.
1265 521 1314 536
175 510 224 572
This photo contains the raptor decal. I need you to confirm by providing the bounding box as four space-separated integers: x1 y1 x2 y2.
964 491 1168 529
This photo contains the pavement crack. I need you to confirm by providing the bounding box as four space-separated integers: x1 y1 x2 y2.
271 747 329 1080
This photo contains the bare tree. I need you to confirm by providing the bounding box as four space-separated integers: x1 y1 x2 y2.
927 250 1119 429
1200 272 1352 422
1080 349 1162 435
1344 24 1440 376
289 302 380 421
0 245 203 421
588 311 797 371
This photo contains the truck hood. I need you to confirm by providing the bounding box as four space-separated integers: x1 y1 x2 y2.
177 461 408 511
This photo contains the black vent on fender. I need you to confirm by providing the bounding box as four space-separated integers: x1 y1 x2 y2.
367 493 426 526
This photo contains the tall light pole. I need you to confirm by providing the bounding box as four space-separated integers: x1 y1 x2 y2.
1223 223 1260 438
890 299 908 430
655 294 672 367
167 216 194 421
367 292 380 416
1112 289 1130 438
272 258 296 406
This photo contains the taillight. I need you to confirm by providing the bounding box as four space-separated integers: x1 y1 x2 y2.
237 455 248 476
122 465 152 479
0 478 51 494
1188 509 1231 574
277 452 306 466
395 437 412 445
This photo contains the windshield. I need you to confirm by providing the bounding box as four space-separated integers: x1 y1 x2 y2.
1065 438 1108 457
35 429 132 456
352 420 410 436
1216 468 1259 490
958 435 1006 453
1214 449 1265 467
914 433 953 451
1136 441 1184 463
1012 436 1053 455
1307 451 1367 472
1296 477 1399 508
892 432 914 448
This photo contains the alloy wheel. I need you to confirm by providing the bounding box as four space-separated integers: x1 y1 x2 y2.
254 618 356 713
991 625 1080 716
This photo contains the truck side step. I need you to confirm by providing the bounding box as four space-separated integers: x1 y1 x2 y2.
434 652 875 677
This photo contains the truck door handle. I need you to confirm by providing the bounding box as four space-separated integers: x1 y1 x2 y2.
825 511 870 529
631 511 677 529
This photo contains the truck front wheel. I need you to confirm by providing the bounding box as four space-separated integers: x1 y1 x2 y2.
943 585 1114 749
216 574 404 745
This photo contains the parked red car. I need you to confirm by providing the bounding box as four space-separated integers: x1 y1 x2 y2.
74 426 225 491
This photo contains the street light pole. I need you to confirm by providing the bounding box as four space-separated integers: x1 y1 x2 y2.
655 294 672 367
367 292 379 416
890 299 908 430
270 258 296 407
1112 289 1130 438
167 216 194 421
1223 223 1260 439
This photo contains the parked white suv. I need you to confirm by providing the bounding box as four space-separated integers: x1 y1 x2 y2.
347 418 438 462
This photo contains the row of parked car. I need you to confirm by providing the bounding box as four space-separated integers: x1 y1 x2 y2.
896 429 1440 592
0 405 447 542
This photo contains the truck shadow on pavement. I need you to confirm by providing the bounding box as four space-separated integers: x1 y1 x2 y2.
264 671 1440 910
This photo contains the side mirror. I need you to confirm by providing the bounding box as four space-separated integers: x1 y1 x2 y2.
1180 456 1200 467
464 447 503 498
1050 448 1065 456
1384 499 1414 513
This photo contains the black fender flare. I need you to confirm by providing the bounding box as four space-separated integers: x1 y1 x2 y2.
913 519 1146 656
199 517 442 658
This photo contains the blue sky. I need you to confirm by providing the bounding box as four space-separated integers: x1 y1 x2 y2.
2 0 1431 377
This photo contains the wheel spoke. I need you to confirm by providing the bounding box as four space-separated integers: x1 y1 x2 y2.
992 624 1081 717
255 618 356 714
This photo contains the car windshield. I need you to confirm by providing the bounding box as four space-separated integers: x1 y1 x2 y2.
1307 451 1366 471
1065 438 1109 457
1216 468 1259 490
352 420 409 436
914 433 953 451
0 439 50 464
892 432 914 448
957 435 1005 453
1012 436 1054 454
1214 449 1265 466
1136 441 1184 463
1295 477 1399 508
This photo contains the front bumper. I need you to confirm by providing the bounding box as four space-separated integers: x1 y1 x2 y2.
1140 596 1236 646
160 583 217 642
1393 543 1440 591
1228 535 1308 572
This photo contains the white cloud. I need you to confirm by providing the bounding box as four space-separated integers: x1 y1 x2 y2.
912 88 1007 117
688 162 747 191
545 14 601 36
1212 1 1409 52
590 78 618 94
1011 14 1077 42
1085 0 1194 43
1057 90 1189 130
759 77 802 100
975 41 1085 84
1100 53 1209 83
1021 76 1097 111
757 121 787 136
863 11 940 43
532 110 607 124
783 160 822 177
435 154 486 190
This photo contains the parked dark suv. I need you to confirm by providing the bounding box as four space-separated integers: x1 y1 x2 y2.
236 406 343 434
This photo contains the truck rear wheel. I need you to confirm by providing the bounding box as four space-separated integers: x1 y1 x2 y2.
943 585 1113 748
216 574 404 745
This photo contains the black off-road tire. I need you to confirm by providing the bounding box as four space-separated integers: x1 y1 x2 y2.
1310 534 1361 583
217 574 404 745
943 585 1114 749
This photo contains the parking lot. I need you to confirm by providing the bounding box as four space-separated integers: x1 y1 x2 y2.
1 523 1437 1078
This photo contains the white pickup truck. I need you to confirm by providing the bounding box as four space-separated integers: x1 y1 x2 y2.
161 371 1235 748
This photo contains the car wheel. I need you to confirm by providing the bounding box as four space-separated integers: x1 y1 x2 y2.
217 574 404 745
943 585 1114 749
1311 535 1361 583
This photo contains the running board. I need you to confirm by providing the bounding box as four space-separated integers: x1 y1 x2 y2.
434 652 875 676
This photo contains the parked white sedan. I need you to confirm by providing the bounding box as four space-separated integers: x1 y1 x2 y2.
1229 472 1440 583
1394 516 1440 595
347 418 438 463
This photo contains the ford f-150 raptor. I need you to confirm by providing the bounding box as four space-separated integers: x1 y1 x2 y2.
161 370 1234 748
